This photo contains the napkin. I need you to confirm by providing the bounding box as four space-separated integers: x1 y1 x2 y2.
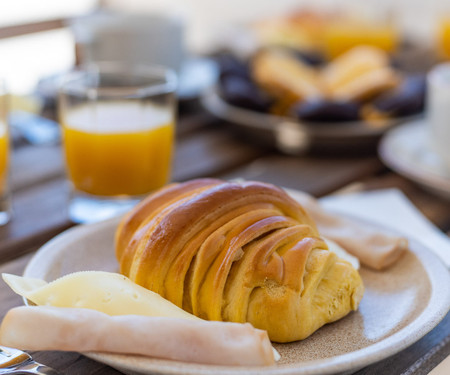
287 188 407 270
429 355 450 375
320 188 450 269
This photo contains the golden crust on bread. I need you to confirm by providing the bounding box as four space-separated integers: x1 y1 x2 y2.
116 179 364 342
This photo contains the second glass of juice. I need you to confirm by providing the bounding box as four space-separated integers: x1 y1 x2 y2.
0 82 10 225
59 63 177 223
322 5 399 59
438 17 450 60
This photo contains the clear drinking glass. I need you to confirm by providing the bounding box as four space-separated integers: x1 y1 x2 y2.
59 63 177 223
0 81 10 226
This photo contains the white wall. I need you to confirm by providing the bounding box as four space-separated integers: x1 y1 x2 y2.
0 1 97 26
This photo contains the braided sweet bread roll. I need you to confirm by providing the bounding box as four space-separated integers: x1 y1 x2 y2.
116 179 364 342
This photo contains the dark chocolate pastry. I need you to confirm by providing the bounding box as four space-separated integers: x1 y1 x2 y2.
293 99 361 122
220 75 273 112
369 75 426 117
216 54 252 82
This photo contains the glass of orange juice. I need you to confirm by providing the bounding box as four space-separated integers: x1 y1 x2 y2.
0 81 10 225
59 63 177 223
322 4 399 59
324 19 398 59
438 16 450 60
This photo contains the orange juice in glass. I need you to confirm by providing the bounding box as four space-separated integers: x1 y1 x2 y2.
0 85 10 225
59 64 177 223
323 16 399 58
438 17 450 60
0 125 8 195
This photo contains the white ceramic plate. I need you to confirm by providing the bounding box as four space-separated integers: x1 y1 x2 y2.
23 209 450 375
379 119 450 200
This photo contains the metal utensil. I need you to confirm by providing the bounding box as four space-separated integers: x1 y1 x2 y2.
0 346 61 374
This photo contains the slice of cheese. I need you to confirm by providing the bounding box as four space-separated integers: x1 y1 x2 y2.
2 271 281 361
2 271 200 320
4 275 47 295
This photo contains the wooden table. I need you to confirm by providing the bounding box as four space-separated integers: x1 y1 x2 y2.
0 102 449 375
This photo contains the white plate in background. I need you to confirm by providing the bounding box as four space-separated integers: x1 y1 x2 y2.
379 120 450 200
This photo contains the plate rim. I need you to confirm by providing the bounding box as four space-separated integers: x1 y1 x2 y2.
378 119 450 198
22 205 450 375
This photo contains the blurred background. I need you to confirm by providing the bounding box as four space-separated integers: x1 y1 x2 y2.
0 0 449 94
1 0 450 152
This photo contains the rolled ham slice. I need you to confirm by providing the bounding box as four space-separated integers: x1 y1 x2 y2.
0 306 275 366
289 190 408 270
